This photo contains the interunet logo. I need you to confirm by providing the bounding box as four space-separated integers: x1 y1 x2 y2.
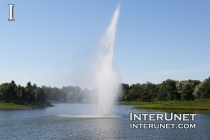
129 113 196 129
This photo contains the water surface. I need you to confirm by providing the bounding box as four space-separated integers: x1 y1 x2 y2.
0 103 209 140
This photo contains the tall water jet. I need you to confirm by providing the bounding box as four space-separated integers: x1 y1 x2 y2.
94 5 121 115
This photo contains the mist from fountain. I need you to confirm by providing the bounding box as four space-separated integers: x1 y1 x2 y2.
94 5 121 115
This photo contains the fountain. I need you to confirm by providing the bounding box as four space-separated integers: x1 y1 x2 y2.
59 5 121 118
94 5 121 115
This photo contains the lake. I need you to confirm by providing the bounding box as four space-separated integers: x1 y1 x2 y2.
0 103 210 140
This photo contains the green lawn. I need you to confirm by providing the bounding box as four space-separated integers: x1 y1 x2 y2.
0 102 34 110
135 99 210 110
117 101 146 105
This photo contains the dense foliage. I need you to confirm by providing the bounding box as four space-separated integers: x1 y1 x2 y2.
193 77 210 99
0 76 209 106
0 81 98 106
41 86 97 103
0 81 47 106
122 78 210 102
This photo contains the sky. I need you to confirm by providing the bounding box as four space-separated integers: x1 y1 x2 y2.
0 0 210 88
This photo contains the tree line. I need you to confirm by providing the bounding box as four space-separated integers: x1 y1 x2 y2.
0 76 210 106
0 81 47 106
41 86 97 103
122 77 210 102
0 81 98 106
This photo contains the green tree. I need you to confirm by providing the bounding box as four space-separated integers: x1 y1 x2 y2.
181 83 195 100
159 79 180 100
141 82 157 101
176 80 201 100
122 83 130 101
0 81 17 102
128 83 142 101
193 77 210 99
33 88 47 105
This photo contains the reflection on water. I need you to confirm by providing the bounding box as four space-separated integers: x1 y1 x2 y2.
0 103 210 139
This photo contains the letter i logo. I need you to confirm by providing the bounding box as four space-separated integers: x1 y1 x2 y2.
8 4 15 21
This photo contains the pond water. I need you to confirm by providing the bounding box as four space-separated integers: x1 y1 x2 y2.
0 103 209 140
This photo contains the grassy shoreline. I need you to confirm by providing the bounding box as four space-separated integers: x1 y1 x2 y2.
119 99 210 110
117 101 146 105
2 99 210 111
0 102 51 110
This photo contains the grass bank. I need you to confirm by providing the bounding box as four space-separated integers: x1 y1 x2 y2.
0 102 52 110
135 99 210 110
117 101 146 105
0 102 32 110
